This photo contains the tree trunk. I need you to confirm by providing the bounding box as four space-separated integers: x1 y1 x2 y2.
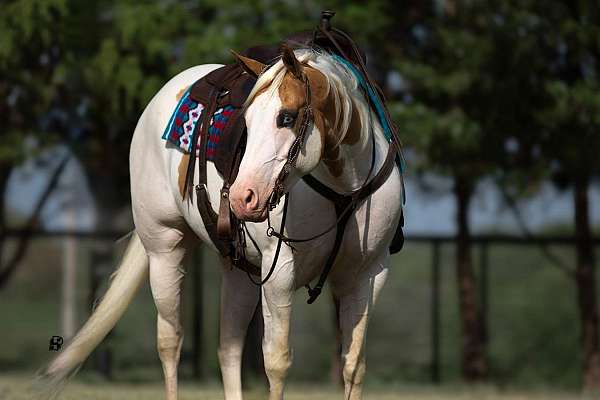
0 155 70 289
454 175 488 381
573 174 600 391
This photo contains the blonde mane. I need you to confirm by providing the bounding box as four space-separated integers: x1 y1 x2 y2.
244 48 373 151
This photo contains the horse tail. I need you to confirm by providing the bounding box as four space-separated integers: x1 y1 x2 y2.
35 232 148 399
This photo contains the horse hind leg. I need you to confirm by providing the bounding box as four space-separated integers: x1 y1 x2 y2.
337 256 389 400
147 229 188 400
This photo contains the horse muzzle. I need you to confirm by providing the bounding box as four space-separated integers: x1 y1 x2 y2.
229 185 269 222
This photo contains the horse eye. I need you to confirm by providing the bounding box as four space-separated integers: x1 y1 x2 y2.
277 111 297 128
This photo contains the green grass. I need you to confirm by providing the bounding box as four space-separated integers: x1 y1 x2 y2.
1 237 598 390
0 375 590 400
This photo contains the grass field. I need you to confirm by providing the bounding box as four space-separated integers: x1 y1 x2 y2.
2 237 599 392
0 375 590 400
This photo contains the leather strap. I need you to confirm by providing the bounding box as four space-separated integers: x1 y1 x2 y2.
188 64 262 277
196 181 260 277
195 184 229 256
306 201 353 304
217 185 232 239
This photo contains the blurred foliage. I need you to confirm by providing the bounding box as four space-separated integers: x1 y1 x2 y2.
534 2 600 185
0 0 67 165
0 0 403 213
393 2 543 184
392 0 600 193
1 0 599 202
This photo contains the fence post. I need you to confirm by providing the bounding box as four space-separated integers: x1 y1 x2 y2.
192 245 204 380
479 241 489 354
61 231 77 340
431 240 441 384
89 244 113 379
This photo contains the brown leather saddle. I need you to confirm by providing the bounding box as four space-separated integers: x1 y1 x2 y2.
182 11 405 300
183 62 260 275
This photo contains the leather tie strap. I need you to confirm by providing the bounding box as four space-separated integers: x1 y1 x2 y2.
217 185 232 240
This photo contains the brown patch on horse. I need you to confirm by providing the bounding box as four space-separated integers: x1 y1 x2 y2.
309 67 361 176
313 91 345 177
277 66 360 177
178 153 190 198
176 87 188 101
343 101 361 146
278 72 306 111
278 66 330 111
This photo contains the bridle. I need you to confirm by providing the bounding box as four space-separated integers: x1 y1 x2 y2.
244 65 316 288
245 54 383 304
243 13 404 303
267 72 313 211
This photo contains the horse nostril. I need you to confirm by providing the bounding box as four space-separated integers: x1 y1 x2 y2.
244 189 255 207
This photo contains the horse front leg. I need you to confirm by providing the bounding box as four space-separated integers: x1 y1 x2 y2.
338 256 389 400
261 258 295 400
218 262 261 400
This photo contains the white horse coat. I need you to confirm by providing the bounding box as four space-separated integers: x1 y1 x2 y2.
41 48 402 400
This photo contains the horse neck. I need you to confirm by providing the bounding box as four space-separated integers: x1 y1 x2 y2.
310 100 389 194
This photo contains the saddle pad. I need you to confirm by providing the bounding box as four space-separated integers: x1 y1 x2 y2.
162 88 235 160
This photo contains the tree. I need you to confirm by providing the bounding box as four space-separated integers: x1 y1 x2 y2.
389 0 555 380
395 0 600 389
0 0 71 283
530 1 600 390
391 2 498 380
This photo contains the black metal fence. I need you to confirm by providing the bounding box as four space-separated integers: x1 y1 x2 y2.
411 234 600 383
2 229 598 384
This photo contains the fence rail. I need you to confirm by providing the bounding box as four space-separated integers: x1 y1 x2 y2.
2 229 598 382
4 228 600 244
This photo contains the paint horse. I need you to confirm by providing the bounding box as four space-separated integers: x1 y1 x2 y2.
40 46 403 400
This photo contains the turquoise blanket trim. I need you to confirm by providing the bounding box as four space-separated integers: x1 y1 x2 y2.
162 86 193 142
331 54 405 172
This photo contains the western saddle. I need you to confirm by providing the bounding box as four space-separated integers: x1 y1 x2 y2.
182 11 404 302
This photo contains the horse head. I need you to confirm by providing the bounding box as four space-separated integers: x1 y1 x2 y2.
229 47 333 222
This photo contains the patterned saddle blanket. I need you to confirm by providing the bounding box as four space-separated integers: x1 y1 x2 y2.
162 87 236 161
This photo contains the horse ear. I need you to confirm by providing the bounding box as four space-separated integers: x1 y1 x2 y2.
281 44 303 79
231 50 265 78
